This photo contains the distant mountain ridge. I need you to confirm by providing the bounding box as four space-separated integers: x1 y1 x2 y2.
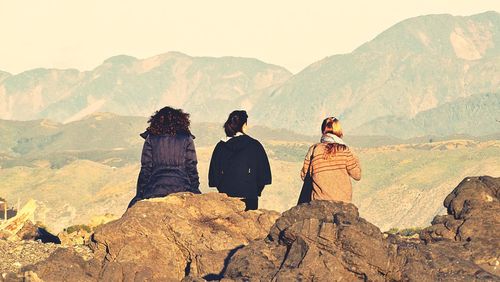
0 52 291 124
1 11 499 138
352 92 500 138
252 11 500 135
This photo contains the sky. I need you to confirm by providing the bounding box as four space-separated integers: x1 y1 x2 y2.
0 0 499 74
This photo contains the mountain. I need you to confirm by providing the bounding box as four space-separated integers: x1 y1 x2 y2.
2 13 500 139
0 52 291 124
251 11 500 136
352 92 500 138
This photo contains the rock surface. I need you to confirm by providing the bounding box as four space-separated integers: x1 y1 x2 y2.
0 240 60 274
224 176 500 281
420 176 500 276
26 192 280 281
6 176 499 281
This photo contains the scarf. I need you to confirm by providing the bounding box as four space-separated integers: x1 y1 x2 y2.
320 133 346 145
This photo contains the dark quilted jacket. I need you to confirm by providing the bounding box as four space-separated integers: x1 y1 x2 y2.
128 131 200 207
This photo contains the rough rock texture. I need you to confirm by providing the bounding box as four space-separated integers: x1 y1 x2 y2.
27 192 279 281
224 201 403 281
224 176 500 281
0 240 60 274
420 176 500 275
10 176 499 281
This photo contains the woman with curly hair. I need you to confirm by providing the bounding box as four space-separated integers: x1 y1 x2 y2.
128 106 200 208
300 117 361 203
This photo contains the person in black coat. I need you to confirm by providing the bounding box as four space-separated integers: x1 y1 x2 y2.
128 106 200 208
208 110 272 210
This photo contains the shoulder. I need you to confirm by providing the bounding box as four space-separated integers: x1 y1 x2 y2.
310 142 323 151
175 133 194 142
212 141 225 152
243 134 260 144
246 135 265 149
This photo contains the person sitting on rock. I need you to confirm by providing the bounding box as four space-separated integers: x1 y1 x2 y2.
128 106 200 208
300 117 361 202
208 110 272 211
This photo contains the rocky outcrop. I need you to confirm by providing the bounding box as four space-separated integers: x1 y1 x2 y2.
224 176 500 281
25 192 279 281
9 176 499 281
224 200 403 281
420 176 500 275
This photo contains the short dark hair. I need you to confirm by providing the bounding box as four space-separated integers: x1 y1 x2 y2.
147 106 192 136
223 110 248 137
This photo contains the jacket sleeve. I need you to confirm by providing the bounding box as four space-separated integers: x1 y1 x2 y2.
256 142 272 188
185 137 200 192
136 136 153 197
208 143 220 188
346 149 361 181
300 145 315 180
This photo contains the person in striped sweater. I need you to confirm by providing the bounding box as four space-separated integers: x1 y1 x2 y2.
301 117 361 202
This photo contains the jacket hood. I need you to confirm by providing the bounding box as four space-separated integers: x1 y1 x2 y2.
220 134 254 152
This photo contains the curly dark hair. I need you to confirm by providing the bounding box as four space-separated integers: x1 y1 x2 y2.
146 106 193 137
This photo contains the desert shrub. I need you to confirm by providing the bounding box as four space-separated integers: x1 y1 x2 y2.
399 227 423 237
385 227 423 237
65 224 92 234
386 227 399 234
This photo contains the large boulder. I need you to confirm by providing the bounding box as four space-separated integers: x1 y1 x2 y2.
224 176 500 281
420 176 500 275
26 192 280 281
224 200 403 281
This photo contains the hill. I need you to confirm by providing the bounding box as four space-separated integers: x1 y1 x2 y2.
1 13 499 139
352 92 500 138
0 52 291 124
251 11 500 136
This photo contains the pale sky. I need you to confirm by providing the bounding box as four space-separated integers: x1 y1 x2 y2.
0 0 499 74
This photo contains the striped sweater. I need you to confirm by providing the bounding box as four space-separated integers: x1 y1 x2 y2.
300 143 361 202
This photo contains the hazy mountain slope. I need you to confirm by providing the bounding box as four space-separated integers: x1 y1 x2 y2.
0 119 61 154
3 114 493 169
251 11 500 135
0 71 11 82
2 12 499 138
0 52 291 123
0 114 317 168
353 92 500 138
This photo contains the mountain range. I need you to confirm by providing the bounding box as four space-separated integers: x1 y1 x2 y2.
252 11 500 135
1 12 499 138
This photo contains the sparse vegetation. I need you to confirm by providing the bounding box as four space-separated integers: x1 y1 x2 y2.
385 227 423 237
64 224 92 234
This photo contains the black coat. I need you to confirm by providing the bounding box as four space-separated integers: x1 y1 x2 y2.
129 132 200 207
208 134 272 198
